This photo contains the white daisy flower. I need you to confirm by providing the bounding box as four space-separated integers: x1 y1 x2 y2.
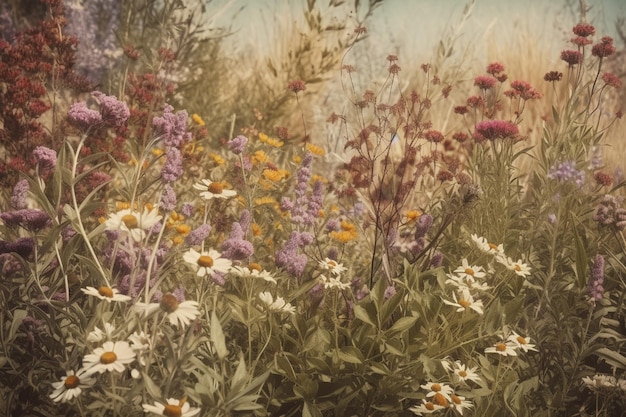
449 393 473 415
453 259 486 281
443 288 484 314
49 369 95 403
409 399 445 415
259 291 296 314
193 179 237 200
82 341 136 374
582 375 618 391
183 248 232 278
498 256 531 277
441 359 482 384
319 274 351 290
318 258 347 276
128 331 152 365
142 397 201 417
470 234 505 255
420 382 454 403
485 341 518 356
81 286 131 302
135 293 201 329
231 265 277 284
104 206 162 242
507 331 538 352
87 322 116 343
445 275 492 291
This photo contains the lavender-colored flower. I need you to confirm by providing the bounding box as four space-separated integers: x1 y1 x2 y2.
32 146 57 173
0 237 36 258
326 219 340 232
61 226 77 242
415 213 433 239
152 104 191 147
67 102 102 130
0 209 51 231
93 91 130 127
161 147 183 183
64 0 122 82
185 224 212 246
160 184 177 211
290 154 316 225
548 161 586 187
305 180 324 222
181 203 195 217
10 179 29 209
172 285 186 302
384 285 397 299
352 202 365 217
239 209 252 232
593 195 626 230
280 197 295 211
275 231 311 276
228 135 248 154
548 213 557 224
430 251 443 268
588 254 605 301
221 223 254 260
589 146 603 170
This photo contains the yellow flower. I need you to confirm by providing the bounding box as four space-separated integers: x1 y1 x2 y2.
330 220 358 243
192 113 205 126
251 150 269 165
175 224 191 236
293 155 302 164
251 223 262 236
311 174 328 184
254 196 277 206
259 132 284 147
151 148 164 157
262 168 289 182
305 143 325 156
172 235 184 245
405 210 421 221
208 153 225 165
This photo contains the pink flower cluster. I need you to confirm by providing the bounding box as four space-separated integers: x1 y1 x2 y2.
473 120 519 141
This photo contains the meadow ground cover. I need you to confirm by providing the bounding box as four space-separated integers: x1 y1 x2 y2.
0 0 625 416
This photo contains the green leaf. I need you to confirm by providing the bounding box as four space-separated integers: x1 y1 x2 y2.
387 316 417 334
303 401 323 417
142 371 162 398
210 311 229 360
338 346 364 364
571 216 588 290
353 304 376 327
595 347 626 369
9 310 27 342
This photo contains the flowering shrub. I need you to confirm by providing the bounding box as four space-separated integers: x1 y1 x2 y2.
0 1 625 417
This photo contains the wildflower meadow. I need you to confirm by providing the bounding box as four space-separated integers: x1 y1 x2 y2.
1 0 626 416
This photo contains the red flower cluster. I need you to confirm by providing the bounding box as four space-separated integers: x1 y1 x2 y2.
560 50 583 67
474 75 497 90
287 80 306 93
601 72 622 88
544 71 563 82
473 120 519 141
592 37 616 58
572 23 595 37
506 80 542 100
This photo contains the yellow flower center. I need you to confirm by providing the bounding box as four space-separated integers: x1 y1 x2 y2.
516 336 527 344
98 286 114 298
514 264 522 271
160 293 179 313
459 299 471 308
458 370 467 378
425 402 435 411
121 214 139 229
431 383 441 392
100 351 117 364
207 182 223 194
163 405 182 417
496 342 507 352
327 260 337 268
433 392 448 406
197 255 214 268
451 394 462 405
488 243 498 250
464 268 475 276
64 375 80 389
249 262 262 272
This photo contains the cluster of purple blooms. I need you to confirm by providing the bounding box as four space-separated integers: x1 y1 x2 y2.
588 254 605 301
593 195 626 230
280 153 324 226
548 160 586 187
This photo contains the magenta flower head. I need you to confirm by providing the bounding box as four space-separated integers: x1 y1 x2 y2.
560 50 583 67
287 80 306 93
67 102 102 130
509 80 542 100
424 130 444 143
92 91 130 127
592 37 616 58
602 72 622 88
573 23 595 37
32 146 57 173
228 135 248 154
486 62 505 75
10 179 30 209
588 254 605 302
0 209 51 231
474 75 497 90
474 120 519 141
